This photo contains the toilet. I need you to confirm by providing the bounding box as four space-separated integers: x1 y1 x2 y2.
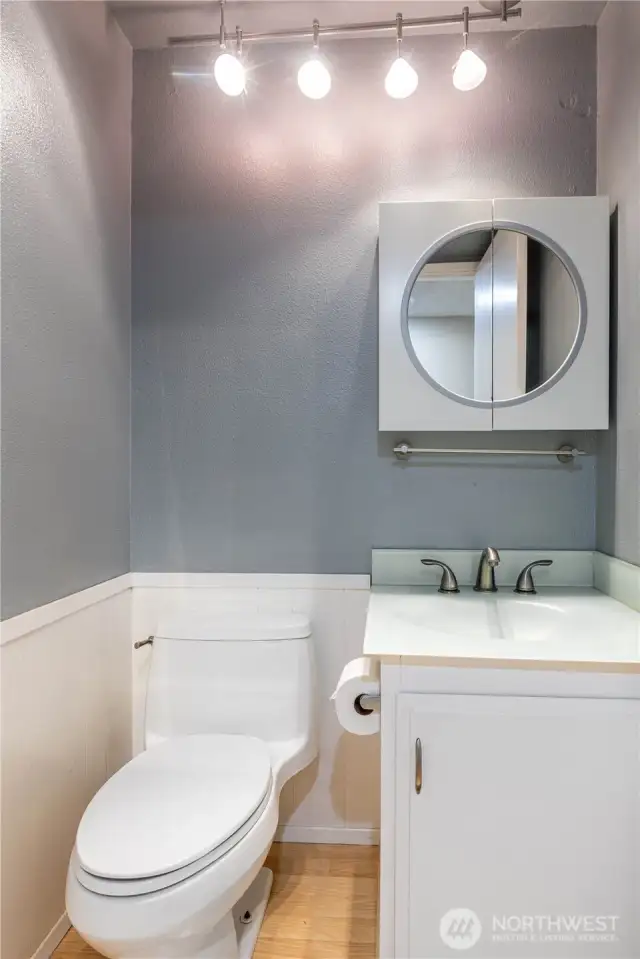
66 612 317 959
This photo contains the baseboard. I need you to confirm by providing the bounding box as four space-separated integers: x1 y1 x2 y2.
594 551 640 612
30 913 70 959
275 825 379 845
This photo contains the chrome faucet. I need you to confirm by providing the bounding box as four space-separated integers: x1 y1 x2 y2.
474 546 501 592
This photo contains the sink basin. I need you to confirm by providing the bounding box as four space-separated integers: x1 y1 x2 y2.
392 591 499 638
363 586 640 668
498 594 640 644
497 597 567 642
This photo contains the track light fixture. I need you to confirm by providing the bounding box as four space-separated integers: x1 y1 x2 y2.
173 1 519 99
452 6 487 91
213 3 246 97
385 14 419 99
298 20 332 99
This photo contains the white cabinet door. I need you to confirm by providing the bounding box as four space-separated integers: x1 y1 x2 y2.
492 196 609 430
395 693 640 959
379 199 494 431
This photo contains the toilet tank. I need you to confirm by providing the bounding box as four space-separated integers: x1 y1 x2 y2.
144 613 315 750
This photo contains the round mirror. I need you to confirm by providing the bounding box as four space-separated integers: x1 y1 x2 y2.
404 228 581 405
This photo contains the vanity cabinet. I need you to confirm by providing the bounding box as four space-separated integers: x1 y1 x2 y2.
380 668 640 959
378 196 610 431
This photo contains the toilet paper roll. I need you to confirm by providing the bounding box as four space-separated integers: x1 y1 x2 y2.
331 657 381 736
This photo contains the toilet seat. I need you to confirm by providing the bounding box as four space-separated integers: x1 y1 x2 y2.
73 787 271 897
74 734 272 896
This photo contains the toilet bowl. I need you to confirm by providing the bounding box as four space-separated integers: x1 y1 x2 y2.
66 613 317 959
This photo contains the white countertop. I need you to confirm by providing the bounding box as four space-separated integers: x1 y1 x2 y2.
363 587 640 672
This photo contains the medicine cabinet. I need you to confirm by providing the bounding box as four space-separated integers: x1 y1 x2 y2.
378 197 609 431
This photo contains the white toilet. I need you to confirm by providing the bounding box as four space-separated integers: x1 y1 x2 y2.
66 612 317 959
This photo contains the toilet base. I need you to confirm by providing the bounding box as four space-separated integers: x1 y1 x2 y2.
233 867 273 959
179 867 274 959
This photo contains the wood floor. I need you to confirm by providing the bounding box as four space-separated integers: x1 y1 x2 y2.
53 843 379 959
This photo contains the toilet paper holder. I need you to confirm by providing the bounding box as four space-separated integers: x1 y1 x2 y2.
354 693 381 715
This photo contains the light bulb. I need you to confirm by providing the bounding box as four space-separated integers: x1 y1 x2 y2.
213 51 245 96
452 48 487 91
298 57 331 99
385 56 418 99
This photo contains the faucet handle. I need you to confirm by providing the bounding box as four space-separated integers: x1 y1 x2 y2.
421 559 460 594
514 559 553 595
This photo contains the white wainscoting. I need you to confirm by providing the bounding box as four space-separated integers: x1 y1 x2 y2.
0 580 132 959
131 573 378 845
4 552 640 959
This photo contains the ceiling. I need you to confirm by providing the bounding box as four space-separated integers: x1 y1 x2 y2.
110 0 607 50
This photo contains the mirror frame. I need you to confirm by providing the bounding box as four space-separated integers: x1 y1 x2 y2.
400 219 588 409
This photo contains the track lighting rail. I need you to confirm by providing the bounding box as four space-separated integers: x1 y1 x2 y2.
168 4 521 49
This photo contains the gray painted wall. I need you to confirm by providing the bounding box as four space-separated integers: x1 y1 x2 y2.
132 26 598 573
1 2 132 618
596 1 640 567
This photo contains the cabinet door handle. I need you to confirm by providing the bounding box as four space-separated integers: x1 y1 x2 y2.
415 737 422 794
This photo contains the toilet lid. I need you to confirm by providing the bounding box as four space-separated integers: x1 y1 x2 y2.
76 734 272 880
